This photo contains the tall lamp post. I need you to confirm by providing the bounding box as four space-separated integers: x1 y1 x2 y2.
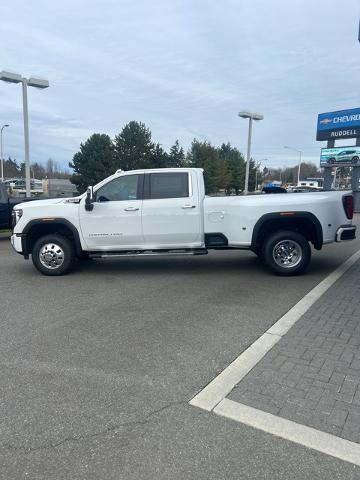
238 111 264 195
0 71 49 197
284 145 302 186
1 124 9 181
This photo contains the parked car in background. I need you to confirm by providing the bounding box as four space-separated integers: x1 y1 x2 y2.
290 186 323 193
262 185 287 194
0 183 36 229
4 178 44 195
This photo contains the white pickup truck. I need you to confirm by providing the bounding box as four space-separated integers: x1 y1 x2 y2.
11 167 356 276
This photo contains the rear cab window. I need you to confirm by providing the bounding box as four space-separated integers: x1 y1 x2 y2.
145 172 190 199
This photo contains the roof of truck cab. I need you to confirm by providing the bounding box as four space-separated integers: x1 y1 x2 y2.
115 167 204 175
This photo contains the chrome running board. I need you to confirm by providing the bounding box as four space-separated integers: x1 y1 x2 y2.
89 248 208 259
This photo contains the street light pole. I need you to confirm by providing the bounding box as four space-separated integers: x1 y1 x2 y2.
1 124 9 181
284 146 302 186
297 150 302 185
0 71 49 197
244 116 253 195
238 111 264 195
21 80 31 195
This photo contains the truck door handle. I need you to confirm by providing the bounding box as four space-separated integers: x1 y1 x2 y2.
182 205 196 209
124 206 139 211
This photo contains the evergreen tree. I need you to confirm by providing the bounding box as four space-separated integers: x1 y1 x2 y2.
168 140 185 167
2 157 21 178
69 133 115 193
19 162 26 177
151 143 168 168
218 143 245 194
114 121 156 171
187 139 230 194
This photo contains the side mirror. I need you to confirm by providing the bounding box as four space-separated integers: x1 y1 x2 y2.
85 186 94 211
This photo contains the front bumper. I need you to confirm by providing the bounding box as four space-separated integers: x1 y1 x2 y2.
11 234 24 254
336 225 356 242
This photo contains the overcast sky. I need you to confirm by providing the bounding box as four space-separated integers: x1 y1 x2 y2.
1 0 359 171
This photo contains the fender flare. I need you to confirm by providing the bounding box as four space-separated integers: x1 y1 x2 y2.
21 218 83 256
251 211 323 250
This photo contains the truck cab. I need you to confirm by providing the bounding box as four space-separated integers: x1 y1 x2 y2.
80 168 204 251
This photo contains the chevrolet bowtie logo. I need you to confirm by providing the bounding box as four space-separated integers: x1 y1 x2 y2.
320 118 332 124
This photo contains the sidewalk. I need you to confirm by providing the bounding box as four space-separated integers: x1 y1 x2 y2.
228 258 360 443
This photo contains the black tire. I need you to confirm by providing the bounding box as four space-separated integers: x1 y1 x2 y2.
32 234 75 276
352 156 359 164
260 230 311 276
328 157 336 164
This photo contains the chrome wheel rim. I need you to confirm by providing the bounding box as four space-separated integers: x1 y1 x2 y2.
272 239 302 269
39 243 64 269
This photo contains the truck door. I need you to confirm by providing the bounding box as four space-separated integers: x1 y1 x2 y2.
141 171 202 248
79 173 144 250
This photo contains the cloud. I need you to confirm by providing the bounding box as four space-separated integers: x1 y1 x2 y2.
1 0 359 170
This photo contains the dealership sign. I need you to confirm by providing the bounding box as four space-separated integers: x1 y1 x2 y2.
320 146 360 168
317 108 360 140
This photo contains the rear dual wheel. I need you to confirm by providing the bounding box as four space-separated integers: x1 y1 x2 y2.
261 230 311 276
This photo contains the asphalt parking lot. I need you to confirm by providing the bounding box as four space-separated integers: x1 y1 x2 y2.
1 221 360 480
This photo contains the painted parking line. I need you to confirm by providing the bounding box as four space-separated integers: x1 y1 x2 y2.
214 399 360 467
190 248 360 412
190 248 360 465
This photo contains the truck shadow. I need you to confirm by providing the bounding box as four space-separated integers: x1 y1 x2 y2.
74 251 341 278
76 252 263 275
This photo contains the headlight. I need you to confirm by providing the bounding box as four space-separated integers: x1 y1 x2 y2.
12 209 23 227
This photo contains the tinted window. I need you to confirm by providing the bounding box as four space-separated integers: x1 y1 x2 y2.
96 175 140 202
149 172 189 199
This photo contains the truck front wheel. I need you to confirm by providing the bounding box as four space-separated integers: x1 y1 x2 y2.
261 230 311 276
32 234 75 276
